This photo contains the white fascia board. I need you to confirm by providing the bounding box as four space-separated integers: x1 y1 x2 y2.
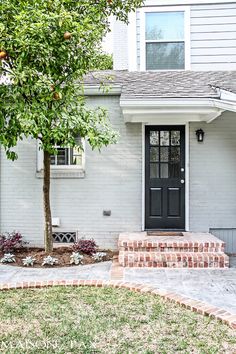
144 0 235 6
120 98 225 123
211 99 236 114
83 85 122 96
120 98 212 108
216 88 236 102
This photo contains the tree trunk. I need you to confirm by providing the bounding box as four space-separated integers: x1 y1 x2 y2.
43 150 53 253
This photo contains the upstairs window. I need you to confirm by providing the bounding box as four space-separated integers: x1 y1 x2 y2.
140 7 190 71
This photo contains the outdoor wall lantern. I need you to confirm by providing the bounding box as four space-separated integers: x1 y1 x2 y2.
196 129 205 142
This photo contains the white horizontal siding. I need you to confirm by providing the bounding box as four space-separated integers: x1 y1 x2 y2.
192 47 236 55
191 39 236 48
189 63 236 70
191 24 236 33
191 3 236 70
191 55 236 63
134 2 236 71
191 15 236 24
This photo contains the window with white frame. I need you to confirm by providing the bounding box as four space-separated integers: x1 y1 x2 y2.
140 7 190 71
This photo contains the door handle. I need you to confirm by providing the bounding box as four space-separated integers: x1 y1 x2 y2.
181 179 185 184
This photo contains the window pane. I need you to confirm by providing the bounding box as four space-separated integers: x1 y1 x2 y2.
171 131 180 146
146 12 184 40
160 163 169 178
71 147 82 165
150 163 159 178
160 131 169 146
150 147 159 162
57 148 68 165
146 42 185 70
150 131 159 145
50 155 56 165
146 12 184 41
160 147 169 162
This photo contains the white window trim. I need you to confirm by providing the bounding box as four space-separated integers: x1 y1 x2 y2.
36 140 85 172
140 6 191 71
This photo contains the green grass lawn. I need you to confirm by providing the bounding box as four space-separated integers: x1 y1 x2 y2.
0 287 235 354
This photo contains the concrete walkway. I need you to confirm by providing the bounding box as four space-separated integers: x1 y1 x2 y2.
0 257 236 316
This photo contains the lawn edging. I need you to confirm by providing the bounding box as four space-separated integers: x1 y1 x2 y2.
0 279 235 330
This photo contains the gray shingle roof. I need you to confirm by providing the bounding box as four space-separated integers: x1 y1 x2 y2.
84 70 236 99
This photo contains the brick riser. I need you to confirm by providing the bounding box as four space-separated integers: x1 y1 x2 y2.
121 247 224 253
119 241 225 254
119 252 229 268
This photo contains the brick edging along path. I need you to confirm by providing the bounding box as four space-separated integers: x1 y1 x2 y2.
0 279 236 330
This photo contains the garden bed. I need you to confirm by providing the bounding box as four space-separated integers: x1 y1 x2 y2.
0 247 115 267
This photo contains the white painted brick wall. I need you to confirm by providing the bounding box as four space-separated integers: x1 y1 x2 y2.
113 20 129 70
189 111 236 231
0 96 142 249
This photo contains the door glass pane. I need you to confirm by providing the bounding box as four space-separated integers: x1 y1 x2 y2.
146 42 185 70
160 163 169 178
150 131 159 145
146 12 184 40
150 163 159 178
160 131 169 146
171 131 180 146
150 147 159 162
169 163 180 178
160 147 169 162
170 147 180 162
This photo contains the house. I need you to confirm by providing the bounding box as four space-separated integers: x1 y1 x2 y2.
1 0 236 257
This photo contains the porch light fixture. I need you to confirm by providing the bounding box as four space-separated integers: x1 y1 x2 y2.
196 129 205 142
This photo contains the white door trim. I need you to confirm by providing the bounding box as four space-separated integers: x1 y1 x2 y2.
141 123 190 231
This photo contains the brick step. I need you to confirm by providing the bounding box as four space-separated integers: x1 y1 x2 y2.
119 252 229 268
119 241 225 253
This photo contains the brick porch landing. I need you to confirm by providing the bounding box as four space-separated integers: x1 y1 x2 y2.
118 232 229 268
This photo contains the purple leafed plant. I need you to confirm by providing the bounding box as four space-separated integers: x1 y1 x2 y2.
0 231 24 253
72 239 98 255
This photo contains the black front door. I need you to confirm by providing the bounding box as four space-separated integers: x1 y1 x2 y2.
145 126 185 229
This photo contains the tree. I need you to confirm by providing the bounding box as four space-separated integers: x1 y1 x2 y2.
0 0 143 252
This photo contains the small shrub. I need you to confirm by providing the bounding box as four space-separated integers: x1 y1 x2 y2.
72 239 98 255
92 252 107 262
22 256 36 267
42 256 58 266
0 231 24 253
70 252 84 265
1 253 16 263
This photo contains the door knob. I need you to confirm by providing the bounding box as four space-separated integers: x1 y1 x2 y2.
181 179 185 184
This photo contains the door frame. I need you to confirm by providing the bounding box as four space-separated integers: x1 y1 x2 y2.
142 122 190 231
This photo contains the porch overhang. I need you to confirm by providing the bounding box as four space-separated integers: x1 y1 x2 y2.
120 98 236 124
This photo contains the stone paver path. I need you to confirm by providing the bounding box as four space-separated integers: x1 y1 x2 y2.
0 262 112 284
0 257 236 316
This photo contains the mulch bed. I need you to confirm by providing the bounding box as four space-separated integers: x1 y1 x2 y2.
0 247 116 268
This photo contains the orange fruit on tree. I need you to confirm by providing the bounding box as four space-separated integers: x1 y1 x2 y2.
0 50 7 60
53 92 61 100
63 32 72 40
